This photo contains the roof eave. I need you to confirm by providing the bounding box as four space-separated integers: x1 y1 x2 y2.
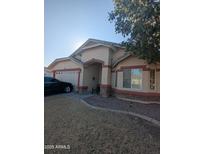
48 57 70 69
112 53 131 67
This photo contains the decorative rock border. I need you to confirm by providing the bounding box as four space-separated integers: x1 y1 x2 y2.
117 97 160 104
80 99 160 127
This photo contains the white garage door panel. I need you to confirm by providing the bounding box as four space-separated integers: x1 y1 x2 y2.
55 71 78 87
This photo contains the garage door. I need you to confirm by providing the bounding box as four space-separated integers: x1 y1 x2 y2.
55 71 79 90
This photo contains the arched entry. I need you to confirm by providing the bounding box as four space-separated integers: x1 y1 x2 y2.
83 59 103 94
81 58 112 97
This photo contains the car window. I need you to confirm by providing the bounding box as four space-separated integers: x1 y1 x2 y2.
44 77 59 82
51 78 59 82
44 77 54 82
44 77 51 82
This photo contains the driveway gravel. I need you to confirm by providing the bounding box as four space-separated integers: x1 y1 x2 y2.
45 94 160 154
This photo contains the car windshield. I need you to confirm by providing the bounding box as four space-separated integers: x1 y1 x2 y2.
44 77 53 82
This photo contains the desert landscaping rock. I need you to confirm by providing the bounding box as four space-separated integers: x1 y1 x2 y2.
84 95 160 121
45 94 160 154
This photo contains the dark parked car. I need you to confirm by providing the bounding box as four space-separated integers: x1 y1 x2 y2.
44 77 73 95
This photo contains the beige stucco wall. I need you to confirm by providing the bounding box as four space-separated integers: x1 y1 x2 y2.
115 56 147 70
101 67 111 85
49 60 82 71
112 48 125 63
81 46 110 65
98 67 102 84
79 70 83 86
108 48 113 66
142 71 150 92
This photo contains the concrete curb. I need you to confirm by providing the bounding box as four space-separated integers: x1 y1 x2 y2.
80 99 160 127
117 97 160 104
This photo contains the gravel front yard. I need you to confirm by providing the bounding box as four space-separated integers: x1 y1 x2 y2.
45 94 160 154
84 95 160 121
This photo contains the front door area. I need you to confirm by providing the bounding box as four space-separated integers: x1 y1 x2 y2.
83 62 102 94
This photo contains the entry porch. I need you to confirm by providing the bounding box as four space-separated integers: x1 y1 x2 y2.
79 59 111 97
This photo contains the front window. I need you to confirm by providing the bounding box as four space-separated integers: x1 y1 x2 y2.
123 68 142 89
123 69 131 88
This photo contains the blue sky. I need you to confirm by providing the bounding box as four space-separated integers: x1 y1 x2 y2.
45 0 125 66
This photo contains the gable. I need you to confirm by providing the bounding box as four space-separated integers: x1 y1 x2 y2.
83 41 97 48
71 38 123 57
81 46 110 65
112 49 126 63
114 56 147 70
49 59 81 71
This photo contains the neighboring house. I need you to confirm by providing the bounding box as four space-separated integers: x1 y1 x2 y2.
44 67 52 77
48 39 160 101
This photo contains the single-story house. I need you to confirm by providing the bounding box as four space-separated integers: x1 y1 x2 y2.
48 39 160 102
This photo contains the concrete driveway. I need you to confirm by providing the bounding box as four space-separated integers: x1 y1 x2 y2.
44 94 160 154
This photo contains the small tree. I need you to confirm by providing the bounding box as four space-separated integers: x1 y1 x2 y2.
109 0 160 64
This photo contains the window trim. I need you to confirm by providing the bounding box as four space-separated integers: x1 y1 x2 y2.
115 71 118 87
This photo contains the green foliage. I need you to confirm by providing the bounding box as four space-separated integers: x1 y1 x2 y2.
109 0 160 64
